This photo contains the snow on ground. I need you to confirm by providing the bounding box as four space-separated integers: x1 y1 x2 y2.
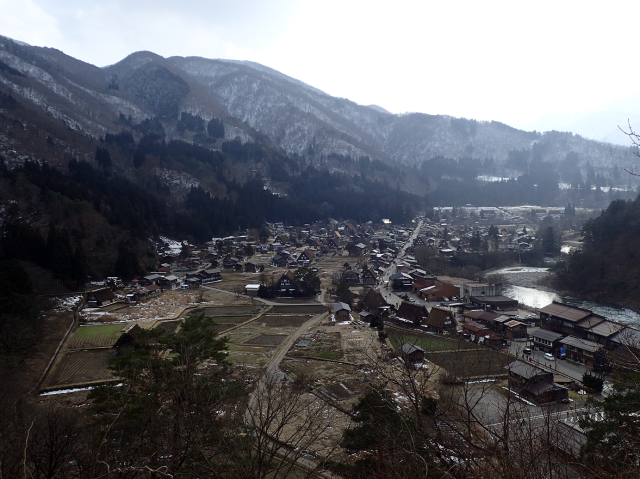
82 290 203 323
52 295 83 312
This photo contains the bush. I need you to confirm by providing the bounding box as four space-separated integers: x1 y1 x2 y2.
582 372 604 393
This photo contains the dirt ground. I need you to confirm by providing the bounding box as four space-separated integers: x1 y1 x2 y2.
80 289 245 324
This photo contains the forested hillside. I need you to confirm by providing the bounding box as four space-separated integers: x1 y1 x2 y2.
555 194 640 308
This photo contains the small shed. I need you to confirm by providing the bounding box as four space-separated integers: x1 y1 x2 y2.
331 302 352 321
244 284 261 297
400 343 425 362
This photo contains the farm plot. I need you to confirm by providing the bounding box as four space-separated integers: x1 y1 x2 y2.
154 320 181 334
48 349 114 387
194 305 266 317
261 315 312 327
315 379 368 403
67 323 126 349
244 334 288 346
281 358 355 382
287 331 343 360
387 328 478 353
269 305 326 315
425 349 511 380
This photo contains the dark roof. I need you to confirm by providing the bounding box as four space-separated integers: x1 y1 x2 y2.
360 288 389 312
462 321 488 333
575 315 604 329
560 335 602 353
533 329 564 342
395 302 428 323
91 288 115 302
425 307 456 329
331 302 351 313
587 320 626 338
505 359 550 379
539 302 592 323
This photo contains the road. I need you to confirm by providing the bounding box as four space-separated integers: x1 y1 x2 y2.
376 219 423 308
508 329 589 382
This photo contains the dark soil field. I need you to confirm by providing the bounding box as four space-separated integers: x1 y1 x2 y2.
425 349 511 379
287 331 342 360
281 358 355 381
47 349 115 386
154 320 181 334
268 305 326 315
193 305 265 316
261 315 312 327
244 334 288 346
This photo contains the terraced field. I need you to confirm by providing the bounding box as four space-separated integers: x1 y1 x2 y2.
425 349 511 379
67 323 126 349
269 305 326 315
387 328 478 353
48 349 114 386
261 315 312 327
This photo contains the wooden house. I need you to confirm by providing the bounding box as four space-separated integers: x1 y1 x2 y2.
86 287 116 307
424 307 457 334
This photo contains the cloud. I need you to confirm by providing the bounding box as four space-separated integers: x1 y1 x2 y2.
0 0 62 46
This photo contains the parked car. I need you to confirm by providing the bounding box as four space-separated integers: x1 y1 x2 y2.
544 352 555 361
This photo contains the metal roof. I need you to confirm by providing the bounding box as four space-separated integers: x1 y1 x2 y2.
401 343 425 355
588 320 626 338
539 302 592 322
533 329 564 342
505 360 550 379
560 335 602 353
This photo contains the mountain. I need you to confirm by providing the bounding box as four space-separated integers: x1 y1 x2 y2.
1 35 639 182
523 94 640 146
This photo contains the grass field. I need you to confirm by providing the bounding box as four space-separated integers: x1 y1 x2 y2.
426 349 511 379
48 349 114 386
67 323 126 349
387 328 478 353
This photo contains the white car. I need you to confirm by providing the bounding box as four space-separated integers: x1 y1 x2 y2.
544 353 555 361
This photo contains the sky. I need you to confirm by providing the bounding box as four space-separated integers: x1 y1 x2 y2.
2 0 640 134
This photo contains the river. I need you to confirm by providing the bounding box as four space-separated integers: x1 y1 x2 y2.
488 266 640 328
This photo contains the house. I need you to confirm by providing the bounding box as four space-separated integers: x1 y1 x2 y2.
504 319 528 339
139 274 162 287
389 272 414 290
359 288 390 316
331 302 352 321
424 307 457 334
327 237 342 250
359 311 372 323
392 302 428 327
459 282 503 301
271 254 289 268
539 302 598 336
275 270 304 296
298 249 315 265
341 270 360 284
86 287 116 307
113 324 143 352
244 261 261 273
416 279 459 302
470 295 518 312
157 275 180 290
183 277 201 289
505 360 568 403
461 321 491 342
361 266 377 285
400 343 425 362
532 329 564 355
223 257 240 269
559 336 607 370
199 268 222 283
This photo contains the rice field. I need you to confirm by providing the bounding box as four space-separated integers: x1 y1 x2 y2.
48 349 114 386
261 315 312 327
67 323 126 349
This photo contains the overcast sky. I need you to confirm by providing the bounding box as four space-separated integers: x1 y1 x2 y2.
2 0 639 131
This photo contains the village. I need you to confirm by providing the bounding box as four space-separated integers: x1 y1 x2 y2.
35 206 640 471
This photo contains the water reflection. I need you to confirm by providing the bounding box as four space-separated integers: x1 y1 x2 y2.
491 267 640 327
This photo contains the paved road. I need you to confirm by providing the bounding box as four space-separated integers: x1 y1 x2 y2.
508 330 588 382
